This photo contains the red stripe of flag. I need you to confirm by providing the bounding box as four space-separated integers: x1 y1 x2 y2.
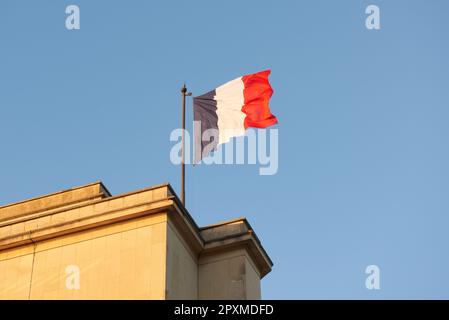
242 70 278 129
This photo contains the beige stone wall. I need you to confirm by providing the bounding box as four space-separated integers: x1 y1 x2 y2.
165 222 198 299
244 256 261 299
0 183 272 300
0 214 168 300
0 251 33 299
198 248 262 300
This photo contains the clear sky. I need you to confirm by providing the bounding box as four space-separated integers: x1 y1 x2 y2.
1 0 448 299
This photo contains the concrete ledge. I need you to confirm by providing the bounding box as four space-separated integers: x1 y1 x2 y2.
200 218 273 278
0 182 111 223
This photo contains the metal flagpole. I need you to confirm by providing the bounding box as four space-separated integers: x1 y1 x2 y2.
181 84 192 206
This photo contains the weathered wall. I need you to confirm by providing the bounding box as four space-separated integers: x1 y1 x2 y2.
0 213 168 299
0 250 33 299
198 248 262 300
165 222 198 299
244 256 261 299
0 183 271 300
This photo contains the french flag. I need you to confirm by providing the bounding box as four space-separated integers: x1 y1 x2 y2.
193 70 278 163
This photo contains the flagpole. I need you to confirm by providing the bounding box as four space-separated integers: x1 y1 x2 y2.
181 84 192 206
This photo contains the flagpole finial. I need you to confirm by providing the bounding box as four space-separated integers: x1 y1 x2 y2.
181 84 192 96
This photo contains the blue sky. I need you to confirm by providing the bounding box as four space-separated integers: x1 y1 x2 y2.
1 0 448 299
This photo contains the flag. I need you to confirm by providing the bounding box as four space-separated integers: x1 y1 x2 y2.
193 70 278 163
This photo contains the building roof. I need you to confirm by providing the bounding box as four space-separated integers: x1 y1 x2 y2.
0 181 273 277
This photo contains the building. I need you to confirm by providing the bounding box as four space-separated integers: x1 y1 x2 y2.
0 182 272 299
